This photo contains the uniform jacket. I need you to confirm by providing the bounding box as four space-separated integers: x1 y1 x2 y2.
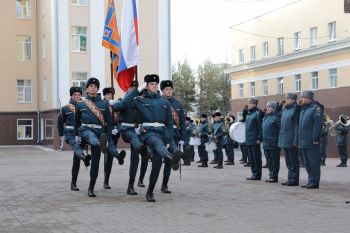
297 101 323 149
57 99 76 137
278 103 300 148
199 119 210 144
212 119 225 146
163 96 186 141
335 124 349 146
113 88 139 131
262 112 280 149
245 107 262 145
185 123 195 145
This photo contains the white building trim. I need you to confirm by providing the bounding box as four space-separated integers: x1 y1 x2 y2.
158 0 171 81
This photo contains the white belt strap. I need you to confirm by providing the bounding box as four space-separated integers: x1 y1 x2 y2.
82 123 103 129
65 126 74 129
173 125 177 129
121 123 136 127
142 122 165 127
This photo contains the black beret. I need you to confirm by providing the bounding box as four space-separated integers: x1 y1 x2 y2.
86 77 100 89
160 80 173 90
70 87 82 96
212 112 222 117
200 113 207 118
144 74 159 83
103 87 115 96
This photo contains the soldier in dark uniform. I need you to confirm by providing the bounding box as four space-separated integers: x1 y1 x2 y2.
102 87 126 189
224 115 235 165
189 119 196 162
198 114 210 167
184 117 194 165
262 101 280 183
297 90 323 189
125 74 182 202
245 97 263 180
211 112 225 169
320 114 329 166
57 87 89 191
159 80 186 193
74 78 113 197
239 106 250 166
278 93 300 186
335 121 349 167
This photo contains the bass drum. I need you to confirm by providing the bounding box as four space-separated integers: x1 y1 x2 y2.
189 137 201 146
229 122 246 143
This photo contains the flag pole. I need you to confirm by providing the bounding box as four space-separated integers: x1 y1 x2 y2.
110 51 114 99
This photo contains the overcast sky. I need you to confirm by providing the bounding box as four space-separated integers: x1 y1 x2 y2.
171 0 299 68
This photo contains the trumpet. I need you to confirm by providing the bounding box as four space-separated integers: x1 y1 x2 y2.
329 113 350 137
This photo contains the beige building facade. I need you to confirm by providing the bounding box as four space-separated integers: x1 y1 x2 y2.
0 0 171 147
225 0 350 156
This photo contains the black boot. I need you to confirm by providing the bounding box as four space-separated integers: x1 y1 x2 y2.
138 159 148 187
100 133 108 154
214 161 223 169
115 150 126 165
198 161 208 167
170 150 182 170
127 178 138 195
71 176 79 191
104 173 111 189
146 183 155 202
88 180 96 197
161 177 171 194
82 154 91 167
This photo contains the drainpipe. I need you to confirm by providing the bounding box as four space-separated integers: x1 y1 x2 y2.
35 0 41 144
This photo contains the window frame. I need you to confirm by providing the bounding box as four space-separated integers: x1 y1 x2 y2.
310 27 318 47
71 0 89 6
238 83 244 98
311 71 319 90
277 77 284 94
45 119 54 139
17 79 32 103
328 21 336 42
250 45 256 62
329 68 337 88
71 26 88 52
17 119 33 140
16 0 31 19
238 49 244 64
250 82 256 97
17 35 32 61
262 41 269 58
262 80 268 96
294 74 301 92
294 31 301 50
277 37 284 56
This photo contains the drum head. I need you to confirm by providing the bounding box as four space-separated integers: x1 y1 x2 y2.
229 122 246 143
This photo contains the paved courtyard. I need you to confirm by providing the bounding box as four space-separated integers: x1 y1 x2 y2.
0 146 349 233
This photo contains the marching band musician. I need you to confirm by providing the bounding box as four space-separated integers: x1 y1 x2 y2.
160 80 186 194
320 114 330 166
102 87 126 190
184 117 195 165
211 112 225 169
57 87 90 192
262 101 281 183
297 90 323 189
335 119 349 167
245 97 263 180
239 105 250 166
223 115 235 165
197 114 210 168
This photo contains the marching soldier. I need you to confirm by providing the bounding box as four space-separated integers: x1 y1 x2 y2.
102 87 126 189
262 101 280 183
57 87 90 191
297 90 323 189
125 74 182 202
74 77 113 197
335 121 349 167
245 97 263 180
211 112 225 169
198 114 210 167
278 93 300 186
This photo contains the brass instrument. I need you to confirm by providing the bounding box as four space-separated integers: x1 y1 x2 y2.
329 113 350 137
322 113 334 132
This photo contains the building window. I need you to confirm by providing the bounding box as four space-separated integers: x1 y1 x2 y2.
263 41 268 58
250 82 255 97
329 68 337 88
71 0 89 6
72 72 88 94
311 71 318 90
277 78 284 94
17 119 33 140
238 83 244 98
43 78 47 102
17 35 32 61
238 49 244 64
16 0 31 19
346 0 350 13
294 74 301 92
42 34 46 59
294 32 301 50
328 21 336 42
45 119 54 139
71 26 87 52
277 37 284 55
41 0 45 16
310 27 317 47
262 80 268 96
17 80 32 103
250 46 256 62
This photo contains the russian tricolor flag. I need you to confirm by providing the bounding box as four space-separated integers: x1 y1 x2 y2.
117 0 139 92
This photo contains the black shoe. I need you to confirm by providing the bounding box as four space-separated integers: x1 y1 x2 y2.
170 150 182 171
196 160 202 163
287 182 299 186
265 179 271 182
103 182 111 189
213 164 223 169
244 163 251 167
198 161 208 167
127 186 138 195
281 181 290 186
115 150 126 165
224 160 229 163
71 183 79 191
225 161 235 165
301 183 311 188
138 180 145 187
209 161 218 164
88 188 96 197
161 186 172 194
146 192 155 202
268 179 278 183
246 177 261 180
100 133 108 154
240 160 247 164
336 163 347 167
306 184 319 189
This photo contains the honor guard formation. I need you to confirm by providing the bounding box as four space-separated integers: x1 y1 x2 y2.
58 75 350 202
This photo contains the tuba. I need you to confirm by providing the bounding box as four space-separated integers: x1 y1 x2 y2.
329 114 350 137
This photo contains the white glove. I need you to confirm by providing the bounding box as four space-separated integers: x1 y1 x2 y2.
179 140 184 146
59 136 65 149
112 128 119 135
135 127 141 135
75 136 81 144
137 82 147 92
109 99 119 106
